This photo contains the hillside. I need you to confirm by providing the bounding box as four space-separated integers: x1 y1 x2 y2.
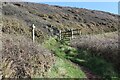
1 34 55 78
1 2 119 79
70 32 119 74
2 2 119 42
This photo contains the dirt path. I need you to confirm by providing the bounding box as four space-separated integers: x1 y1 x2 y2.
80 66 101 80
68 60 101 80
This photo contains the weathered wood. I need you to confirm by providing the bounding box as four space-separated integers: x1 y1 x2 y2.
59 30 62 40
59 28 81 41
73 33 80 35
61 32 71 34
71 29 73 39
72 29 81 31
32 24 35 42
61 31 71 33
62 35 72 37
62 33 72 35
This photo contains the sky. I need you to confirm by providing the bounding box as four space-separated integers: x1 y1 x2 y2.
41 2 118 14
24 0 119 2
2 0 119 14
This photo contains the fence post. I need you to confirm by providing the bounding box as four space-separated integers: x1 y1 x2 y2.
32 24 35 42
71 29 74 39
0 2 2 78
79 30 81 35
59 30 62 40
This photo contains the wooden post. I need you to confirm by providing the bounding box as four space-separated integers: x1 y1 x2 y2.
32 24 35 42
79 30 81 35
59 30 61 40
0 2 2 75
71 29 74 39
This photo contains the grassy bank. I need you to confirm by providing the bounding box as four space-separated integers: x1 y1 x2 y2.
42 37 86 78
46 57 86 78
42 37 119 79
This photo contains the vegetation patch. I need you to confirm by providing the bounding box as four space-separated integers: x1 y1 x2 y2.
2 16 45 43
2 34 55 78
71 32 119 74
42 37 86 78
47 57 86 78
43 37 119 79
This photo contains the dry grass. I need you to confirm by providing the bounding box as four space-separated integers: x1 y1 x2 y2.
71 32 118 63
2 16 46 43
3 2 118 36
1 34 55 78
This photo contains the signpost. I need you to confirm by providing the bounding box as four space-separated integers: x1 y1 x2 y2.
32 24 35 42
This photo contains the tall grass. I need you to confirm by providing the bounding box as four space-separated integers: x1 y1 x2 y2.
71 32 118 63
42 36 119 79
42 37 86 78
71 32 119 77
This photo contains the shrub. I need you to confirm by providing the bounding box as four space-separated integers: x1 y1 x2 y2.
1 34 55 78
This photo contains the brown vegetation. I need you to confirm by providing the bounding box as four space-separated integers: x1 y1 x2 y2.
70 32 119 70
1 34 55 78
2 2 119 37
2 16 45 43
1 2 119 78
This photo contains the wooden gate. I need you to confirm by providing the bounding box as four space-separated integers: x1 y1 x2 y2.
59 29 81 40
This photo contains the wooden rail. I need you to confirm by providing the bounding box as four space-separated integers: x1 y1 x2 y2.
59 29 81 40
